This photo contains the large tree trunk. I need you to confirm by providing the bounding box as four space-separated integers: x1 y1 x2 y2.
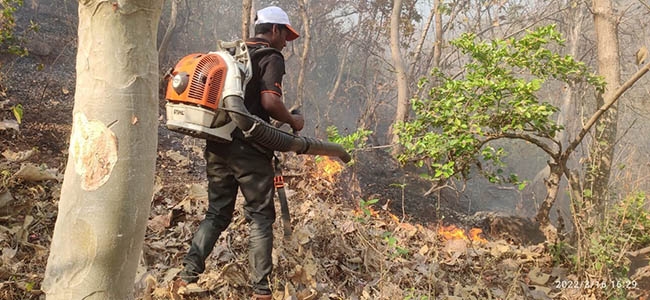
43 1 162 299
586 0 621 211
389 0 409 155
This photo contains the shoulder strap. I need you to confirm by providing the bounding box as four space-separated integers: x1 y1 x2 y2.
249 46 283 60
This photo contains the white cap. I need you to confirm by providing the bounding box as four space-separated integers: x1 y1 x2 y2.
255 6 300 41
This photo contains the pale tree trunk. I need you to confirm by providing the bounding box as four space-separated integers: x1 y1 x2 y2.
328 12 364 102
242 0 252 39
586 0 621 212
418 0 445 100
556 2 585 145
43 1 162 299
432 0 443 70
295 0 310 107
327 43 350 102
389 0 409 155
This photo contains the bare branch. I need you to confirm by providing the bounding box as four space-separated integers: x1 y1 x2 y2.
484 132 558 158
639 0 650 11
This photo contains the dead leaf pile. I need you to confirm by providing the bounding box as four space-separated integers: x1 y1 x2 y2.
134 155 595 300
1 146 646 300
0 148 59 299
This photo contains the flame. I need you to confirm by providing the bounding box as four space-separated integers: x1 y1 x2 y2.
438 224 487 243
438 225 468 241
469 228 488 243
316 156 344 181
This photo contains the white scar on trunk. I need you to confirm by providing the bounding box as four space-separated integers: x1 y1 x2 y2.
70 112 118 191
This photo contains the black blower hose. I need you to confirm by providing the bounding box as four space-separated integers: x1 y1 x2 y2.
223 96 352 163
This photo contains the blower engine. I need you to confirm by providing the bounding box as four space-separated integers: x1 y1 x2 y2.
164 40 351 163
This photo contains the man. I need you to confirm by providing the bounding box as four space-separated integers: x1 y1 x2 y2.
178 6 304 300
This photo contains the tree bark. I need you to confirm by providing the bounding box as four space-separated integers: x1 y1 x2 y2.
389 0 409 155
586 0 621 211
43 1 162 299
535 161 562 241
242 0 252 40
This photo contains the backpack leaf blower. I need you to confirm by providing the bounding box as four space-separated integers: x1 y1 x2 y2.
164 40 351 163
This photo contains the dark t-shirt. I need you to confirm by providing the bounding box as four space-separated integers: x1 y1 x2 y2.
244 38 285 123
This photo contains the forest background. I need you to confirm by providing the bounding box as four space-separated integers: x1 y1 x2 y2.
0 0 649 299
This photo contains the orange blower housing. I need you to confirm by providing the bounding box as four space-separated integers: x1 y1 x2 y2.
165 53 226 110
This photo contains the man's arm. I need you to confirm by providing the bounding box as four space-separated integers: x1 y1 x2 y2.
260 92 304 131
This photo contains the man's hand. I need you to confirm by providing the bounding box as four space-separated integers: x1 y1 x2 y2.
290 114 304 132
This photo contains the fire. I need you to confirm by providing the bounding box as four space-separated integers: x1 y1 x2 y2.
469 228 488 243
438 224 488 243
316 156 344 181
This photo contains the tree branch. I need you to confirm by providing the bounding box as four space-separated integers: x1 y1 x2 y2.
639 0 650 11
484 132 558 158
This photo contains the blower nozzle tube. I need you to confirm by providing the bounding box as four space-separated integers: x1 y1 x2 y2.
223 96 352 163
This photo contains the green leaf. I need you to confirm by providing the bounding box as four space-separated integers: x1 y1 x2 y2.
11 104 23 124
518 182 527 191
366 198 379 205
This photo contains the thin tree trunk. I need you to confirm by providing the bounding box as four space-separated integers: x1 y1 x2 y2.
556 3 584 144
530 1 585 202
329 15 363 102
408 3 436 78
432 0 443 70
43 1 162 298
328 42 351 102
535 161 563 241
296 0 310 107
586 0 621 211
158 0 180 67
389 0 409 155
242 0 252 40
419 0 447 100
